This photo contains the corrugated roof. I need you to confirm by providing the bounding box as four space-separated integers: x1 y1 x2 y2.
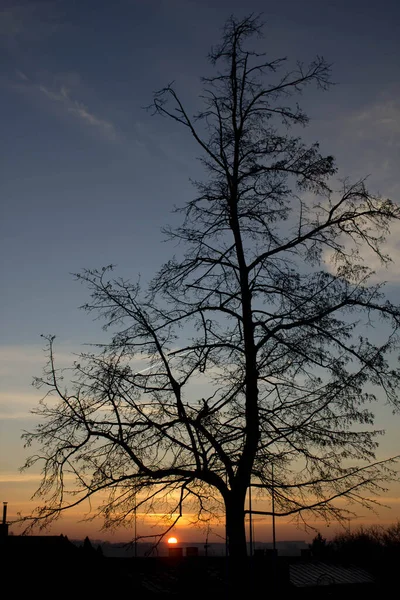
290 561 375 587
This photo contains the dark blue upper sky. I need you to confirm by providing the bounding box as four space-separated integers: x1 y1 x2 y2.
1 0 400 517
2 0 400 340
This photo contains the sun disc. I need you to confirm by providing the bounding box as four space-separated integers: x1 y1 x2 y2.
167 536 178 544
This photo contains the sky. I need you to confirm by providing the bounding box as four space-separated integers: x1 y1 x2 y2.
1 0 400 544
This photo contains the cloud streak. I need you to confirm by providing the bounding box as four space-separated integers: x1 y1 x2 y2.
322 203 400 284
0 472 43 484
37 81 119 141
352 98 400 146
0 1 63 44
12 70 119 142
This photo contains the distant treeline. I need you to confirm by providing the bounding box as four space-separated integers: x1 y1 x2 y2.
310 522 400 574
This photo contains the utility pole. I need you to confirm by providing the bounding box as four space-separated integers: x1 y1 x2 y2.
249 483 253 556
271 465 276 552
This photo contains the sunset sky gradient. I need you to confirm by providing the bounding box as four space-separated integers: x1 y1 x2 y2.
1 0 400 543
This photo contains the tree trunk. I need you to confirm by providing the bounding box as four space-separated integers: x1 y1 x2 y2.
225 489 249 594
226 490 247 557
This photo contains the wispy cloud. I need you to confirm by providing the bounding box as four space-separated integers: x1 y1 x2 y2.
0 343 69 377
0 391 41 421
0 342 80 419
0 343 49 368
0 411 35 420
36 81 119 141
0 3 116 141
0 8 24 37
322 188 400 284
10 69 119 142
352 98 400 146
15 68 29 81
0 472 43 484
319 93 400 284
336 92 400 183
0 1 62 44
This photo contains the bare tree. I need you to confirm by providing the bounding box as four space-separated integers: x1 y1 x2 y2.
24 15 400 572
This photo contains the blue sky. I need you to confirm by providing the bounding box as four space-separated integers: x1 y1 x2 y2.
1 0 400 539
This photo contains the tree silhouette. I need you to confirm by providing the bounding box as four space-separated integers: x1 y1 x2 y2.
309 532 330 559
23 15 400 577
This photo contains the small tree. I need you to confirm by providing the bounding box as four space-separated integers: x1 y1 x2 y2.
24 15 400 575
309 532 329 559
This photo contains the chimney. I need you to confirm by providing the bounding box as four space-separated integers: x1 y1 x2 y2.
0 502 9 538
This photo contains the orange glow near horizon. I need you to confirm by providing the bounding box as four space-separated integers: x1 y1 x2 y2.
5 480 400 543
167 536 178 544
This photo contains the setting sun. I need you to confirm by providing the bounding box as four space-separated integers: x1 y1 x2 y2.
167 537 178 544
